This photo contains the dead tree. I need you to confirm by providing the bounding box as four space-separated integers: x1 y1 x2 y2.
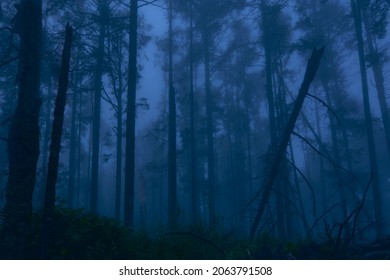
250 47 325 240
39 24 73 258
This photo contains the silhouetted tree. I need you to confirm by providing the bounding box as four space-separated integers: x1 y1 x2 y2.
361 0 390 164
167 0 177 229
1 0 43 259
124 0 138 229
351 0 384 238
90 0 109 214
40 24 73 259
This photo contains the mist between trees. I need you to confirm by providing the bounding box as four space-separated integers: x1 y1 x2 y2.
0 0 389 259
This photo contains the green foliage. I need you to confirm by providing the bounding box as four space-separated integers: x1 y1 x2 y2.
23 207 241 259
29 207 152 259
1 207 386 259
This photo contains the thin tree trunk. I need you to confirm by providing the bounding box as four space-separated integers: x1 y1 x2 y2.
362 8 390 160
274 57 288 239
90 2 107 214
260 0 276 145
76 90 82 208
314 101 327 213
288 141 309 234
250 47 324 240
167 0 177 229
124 0 138 229
202 28 216 227
115 66 123 222
321 75 347 219
260 1 284 238
189 0 198 224
244 91 253 234
67 58 79 209
351 0 384 238
39 76 53 207
35 0 51 209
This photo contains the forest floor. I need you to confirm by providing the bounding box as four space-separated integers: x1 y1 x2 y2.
1 207 390 260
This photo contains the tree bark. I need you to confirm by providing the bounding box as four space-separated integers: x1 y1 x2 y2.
40 24 73 259
1 0 42 259
124 0 138 229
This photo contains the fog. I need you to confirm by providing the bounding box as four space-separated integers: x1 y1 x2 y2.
0 0 390 259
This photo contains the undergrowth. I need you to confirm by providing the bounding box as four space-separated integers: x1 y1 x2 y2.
1 207 389 259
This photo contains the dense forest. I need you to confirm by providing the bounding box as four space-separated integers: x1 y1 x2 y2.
0 0 390 259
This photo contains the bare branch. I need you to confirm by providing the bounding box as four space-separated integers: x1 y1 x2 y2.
307 93 342 126
292 131 360 185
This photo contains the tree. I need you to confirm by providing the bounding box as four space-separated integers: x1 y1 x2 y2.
188 0 197 224
167 0 177 229
40 24 73 258
124 0 138 229
295 0 364 226
90 0 109 214
350 0 385 238
104 14 128 221
250 47 324 240
259 0 295 238
0 4 20 209
1 0 43 259
361 0 390 164
215 20 259 236
195 0 242 227
171 0 199 226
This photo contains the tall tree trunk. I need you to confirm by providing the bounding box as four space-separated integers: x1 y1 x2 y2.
260 1 284 238
90 2 107 214
321 75 347 219
244 90 253 234
288 141 309 235
202 28 216 227
67 57 79 209
1 0 42 259
167 0 177 229
124 0 138 229
38 76 53 207
362 8 390 160
314 101 327 213
115 65 123 222
35 0 51 209
189 0 198 224
260 1 276 145
76 90 82 208
40 24 73 259
351 0 384 238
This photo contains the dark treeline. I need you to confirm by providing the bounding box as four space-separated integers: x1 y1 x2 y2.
0 0 390 259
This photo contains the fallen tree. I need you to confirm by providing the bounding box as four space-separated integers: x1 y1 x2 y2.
39 24 73 259
250 47 325 240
